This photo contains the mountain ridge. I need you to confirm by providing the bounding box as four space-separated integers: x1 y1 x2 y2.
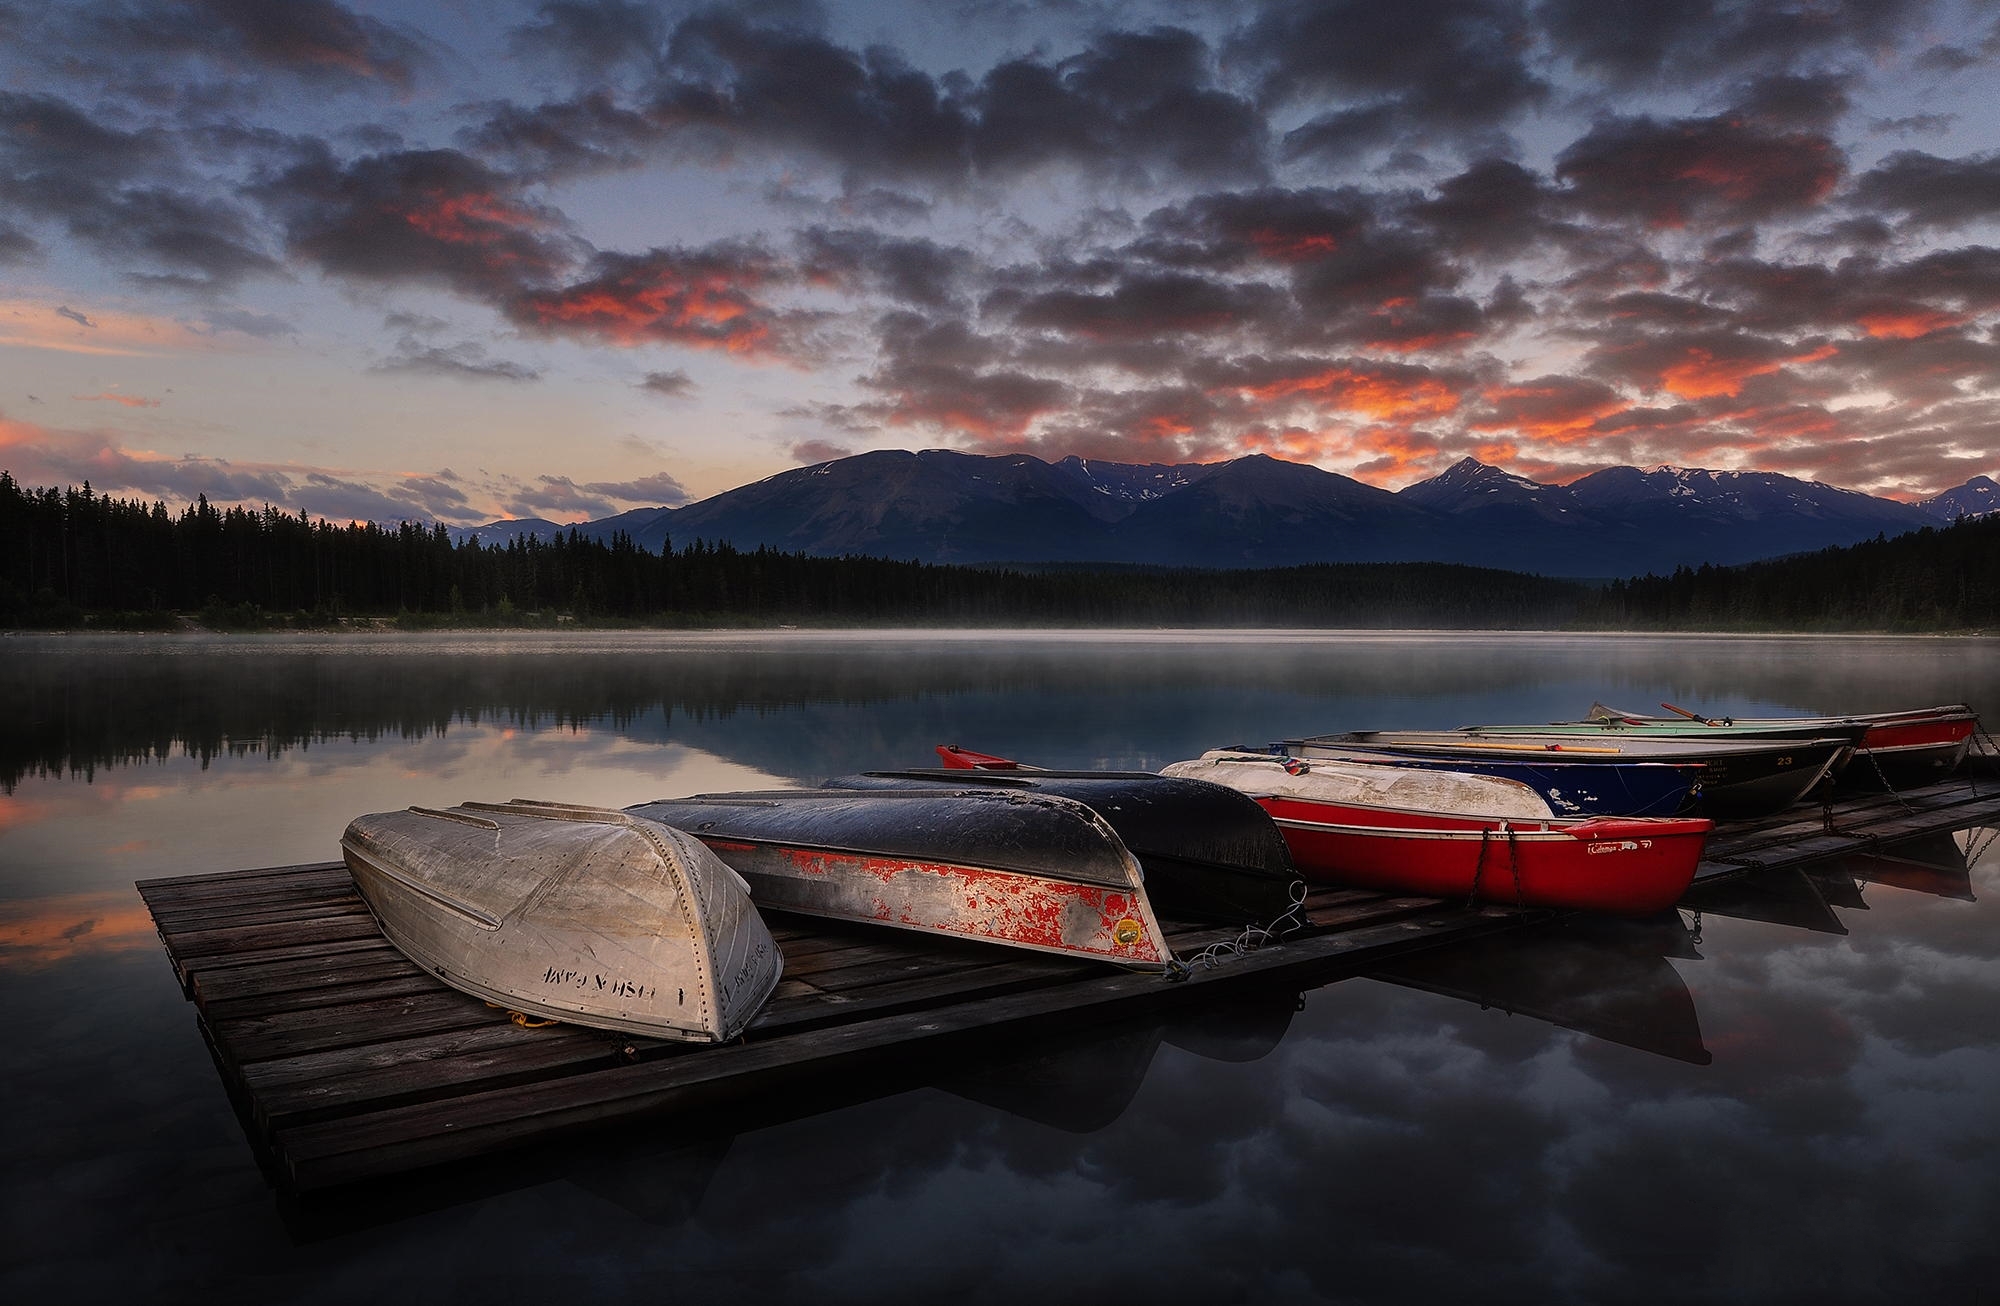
449 451 1994 579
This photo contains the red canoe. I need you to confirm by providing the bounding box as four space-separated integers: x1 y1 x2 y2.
1163 752 1712 915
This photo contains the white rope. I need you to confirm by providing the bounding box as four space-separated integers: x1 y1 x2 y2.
1163 879 1310 980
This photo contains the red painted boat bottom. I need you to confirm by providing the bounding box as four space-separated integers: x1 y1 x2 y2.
1257 797 1711 915
698 838 1170 968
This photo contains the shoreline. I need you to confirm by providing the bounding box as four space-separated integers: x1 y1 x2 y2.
5 622 1996 640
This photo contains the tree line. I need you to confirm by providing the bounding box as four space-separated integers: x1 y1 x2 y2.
1583 515 2000 630
3 472 1996 630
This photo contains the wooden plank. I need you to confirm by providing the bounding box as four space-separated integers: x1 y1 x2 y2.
137 865 354 905
744 958 1096 1037
165 914 392 960
191 952 423 1005
148 899 371 935
216 990 502 1064
200 974 450 1024
240 1018 606 1093
174 936 398 981
145 878 362 916
139 860 347 890
251 1030 628 1131
272 906 1517 1189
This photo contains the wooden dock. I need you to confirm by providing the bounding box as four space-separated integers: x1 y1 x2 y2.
139 772 2000 1194
1693 773 2000 881
138 869 1527 1193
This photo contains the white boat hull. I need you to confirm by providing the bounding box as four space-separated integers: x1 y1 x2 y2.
342 801 782 1042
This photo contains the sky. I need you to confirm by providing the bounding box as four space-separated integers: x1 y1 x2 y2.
3 0 2000 527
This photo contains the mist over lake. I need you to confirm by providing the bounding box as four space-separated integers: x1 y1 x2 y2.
5 630 1999 1304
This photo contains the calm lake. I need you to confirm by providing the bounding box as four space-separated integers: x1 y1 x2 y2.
4 630 1999 1304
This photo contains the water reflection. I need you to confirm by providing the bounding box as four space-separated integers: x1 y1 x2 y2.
0 889 159 968
1683 867 1851 934
1848 830 1981 901
8 630 1998 791
1366 913 1712 1065
4 635 2000 1302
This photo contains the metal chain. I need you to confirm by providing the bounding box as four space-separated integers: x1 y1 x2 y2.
1465 827 1492 909
1506 826 1523 907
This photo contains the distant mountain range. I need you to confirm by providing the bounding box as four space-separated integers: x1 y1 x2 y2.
451 452 2000 579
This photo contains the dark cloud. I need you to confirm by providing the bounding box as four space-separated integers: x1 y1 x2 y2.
652 12 975 186
995 269 1285 342
508 242 805 357
1134 187 1381 270
196 306 293 340
1730 70 1856 129
460 92 663 177
1911 42 1985 74
795 227 973 308
1465 373 1629 443
68 187 280 290
1679 252 1983 344
397 473 471 511
1278 103 1407 166
507 0 668 75
503 473 619 520
0 220 32 263
84 0 429 90
0 92 276 289
1869 112 1955 137
1198 352 1473 426
1230 0 1547 134
0 91 166 196
1410 159 1564 258
294 471 458 524
55 306 96 328
1582 324 1838 400
638 369 696 398
1873 246 2000 312
965 27 1270 186
580 470 691 506
1852 150 2000 229
382 310 450 334
1540 0 1937 84
0 426 297 506
482 15 1269 191
371 336 541 382
1347 293 1489 353
790 438 853 463
849 312 1074 440
1288 228 1462 322
256 146 580 297
1555 113 1844 228
1834 330 2000 404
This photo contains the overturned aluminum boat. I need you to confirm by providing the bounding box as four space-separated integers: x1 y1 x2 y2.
341 800 782 1042
628 788 1173 969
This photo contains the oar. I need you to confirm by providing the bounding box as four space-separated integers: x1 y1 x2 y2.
1421 740 1626 754
1660 702 1721 726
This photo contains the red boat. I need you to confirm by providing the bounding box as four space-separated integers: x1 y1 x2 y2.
1586 702 1981 788
1162 752 1712 915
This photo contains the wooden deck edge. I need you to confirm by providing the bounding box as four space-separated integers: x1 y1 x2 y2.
275 903 1528 1191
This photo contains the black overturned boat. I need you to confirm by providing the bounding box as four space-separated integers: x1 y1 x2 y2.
825 768 1302 923
629 787 1187 968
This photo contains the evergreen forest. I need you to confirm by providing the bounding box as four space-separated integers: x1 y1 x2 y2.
3 472 1996 631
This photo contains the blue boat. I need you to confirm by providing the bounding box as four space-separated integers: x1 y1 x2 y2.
1271 739 1702 818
